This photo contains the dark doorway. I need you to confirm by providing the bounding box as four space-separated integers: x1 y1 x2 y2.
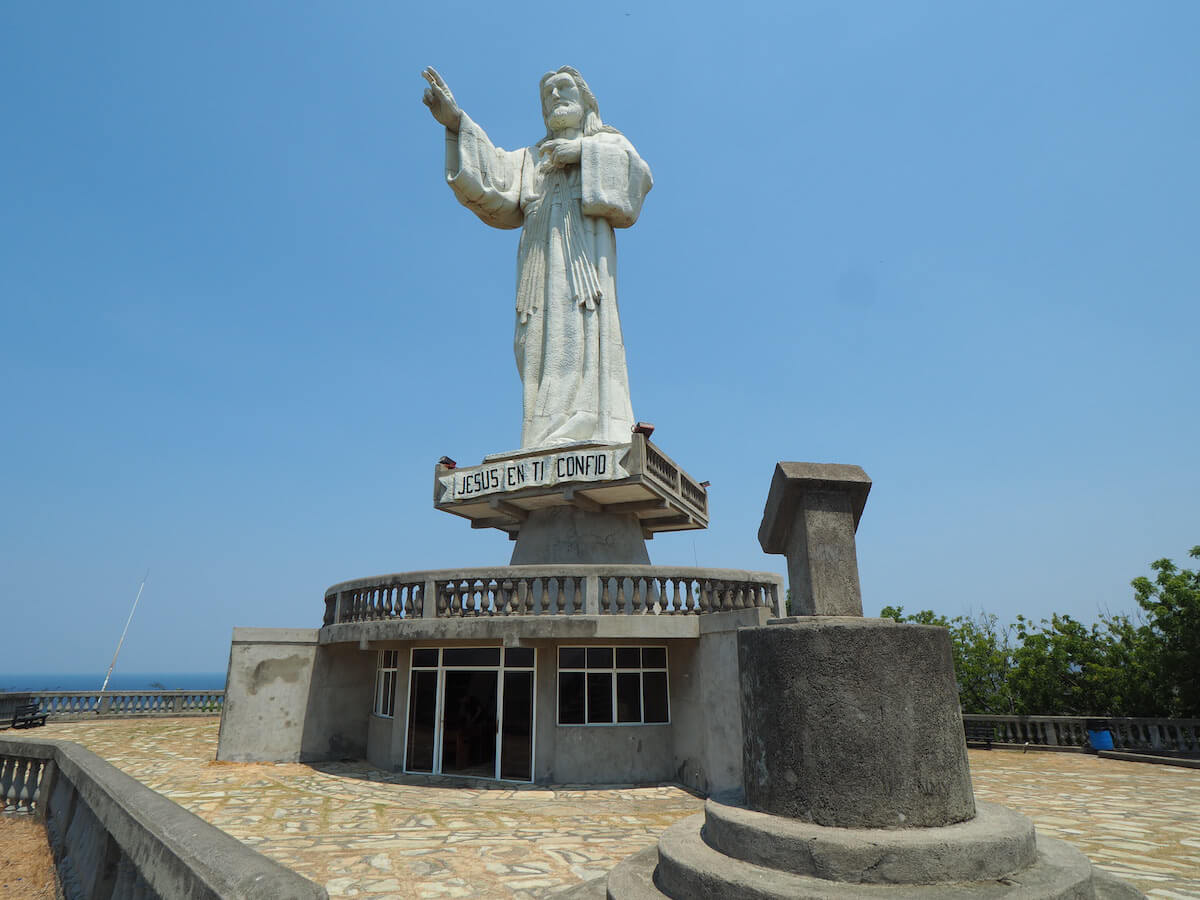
441 670 498 777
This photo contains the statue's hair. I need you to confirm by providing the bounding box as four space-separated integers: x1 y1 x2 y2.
538 66 621 143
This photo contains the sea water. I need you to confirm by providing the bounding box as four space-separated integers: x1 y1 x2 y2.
0 672 227 693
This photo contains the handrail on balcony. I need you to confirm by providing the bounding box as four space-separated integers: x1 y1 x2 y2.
323 565 785 625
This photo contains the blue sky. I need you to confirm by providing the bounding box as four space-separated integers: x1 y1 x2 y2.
2 3 1197 675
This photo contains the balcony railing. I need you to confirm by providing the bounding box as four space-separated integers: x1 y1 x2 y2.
324 566 785 625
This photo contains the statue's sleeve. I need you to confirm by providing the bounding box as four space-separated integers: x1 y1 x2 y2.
445 114 525 230
580 133 653 228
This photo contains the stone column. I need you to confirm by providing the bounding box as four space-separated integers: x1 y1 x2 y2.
757 462 871 616
738 616 976 828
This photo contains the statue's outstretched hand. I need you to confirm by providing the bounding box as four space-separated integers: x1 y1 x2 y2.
422 67 460 132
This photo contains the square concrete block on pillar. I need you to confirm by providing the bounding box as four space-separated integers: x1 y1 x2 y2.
758 462 871 616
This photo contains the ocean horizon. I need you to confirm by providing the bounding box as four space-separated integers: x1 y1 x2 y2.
0 672 227 693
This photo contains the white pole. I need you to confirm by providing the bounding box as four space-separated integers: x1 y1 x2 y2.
100 570 149 694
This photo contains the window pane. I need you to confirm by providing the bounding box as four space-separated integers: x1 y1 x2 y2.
587 647 614 669
587 672 613 723
558 672 585 724
384 671 396 717
615 648 640 669
443 647 501 667
383 649 398 668
559 647 586 669
642 647 667 669
616 672 641 723
412 649 438 668
642 672 669 723
505 647 535 668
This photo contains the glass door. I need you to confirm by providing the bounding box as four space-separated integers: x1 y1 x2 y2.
403 646 535 781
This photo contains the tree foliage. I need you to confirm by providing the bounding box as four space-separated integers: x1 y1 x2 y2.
881 546 1199 717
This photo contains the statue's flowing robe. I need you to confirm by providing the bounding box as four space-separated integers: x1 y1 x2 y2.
444 114 652 448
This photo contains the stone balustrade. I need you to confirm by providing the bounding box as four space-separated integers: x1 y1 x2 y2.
1 691 224 720
0 747 48 813
0 735 326 898
324 566 784 625
963 714 1200 755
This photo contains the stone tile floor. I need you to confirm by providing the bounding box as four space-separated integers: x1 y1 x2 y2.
24 719 1200 898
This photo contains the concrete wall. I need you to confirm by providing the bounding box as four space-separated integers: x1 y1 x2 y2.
217 628 373 763
338 625 768 789
218 616 763 790
528 641 673 783
366 650 411 771
302 642 375 761
670 609 769 796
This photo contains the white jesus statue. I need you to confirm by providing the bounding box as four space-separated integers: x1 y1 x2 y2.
422 66 653 449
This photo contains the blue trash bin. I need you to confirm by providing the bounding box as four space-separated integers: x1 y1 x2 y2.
1087 729 1114 751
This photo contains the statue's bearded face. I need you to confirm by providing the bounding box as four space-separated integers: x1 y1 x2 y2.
542 73 583 133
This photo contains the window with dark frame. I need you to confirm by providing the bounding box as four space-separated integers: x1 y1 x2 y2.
374 649 399 718
557 646 669 725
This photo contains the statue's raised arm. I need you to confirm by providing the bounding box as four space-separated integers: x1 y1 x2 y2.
422 66 652 450
420 67 460 131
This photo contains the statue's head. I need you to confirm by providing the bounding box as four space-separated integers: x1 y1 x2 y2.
539 67 616 140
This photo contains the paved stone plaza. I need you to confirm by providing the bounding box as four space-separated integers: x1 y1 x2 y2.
25 718 1200 898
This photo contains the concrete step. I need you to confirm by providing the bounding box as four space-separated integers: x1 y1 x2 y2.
703 798 1038 884
610 814 1103 899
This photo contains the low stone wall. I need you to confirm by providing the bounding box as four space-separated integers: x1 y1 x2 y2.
963 714 1200 755
0 735 326 899
0 690 225 722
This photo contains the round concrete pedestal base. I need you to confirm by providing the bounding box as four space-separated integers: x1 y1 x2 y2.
703 799 1036 885
600 811 1140 899
739 617 975 828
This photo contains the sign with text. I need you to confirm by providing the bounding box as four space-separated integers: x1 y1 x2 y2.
440 447 629 502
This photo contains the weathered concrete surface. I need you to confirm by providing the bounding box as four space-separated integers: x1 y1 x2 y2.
739 617 975 828
643 814 1100 898
758 462 871 616
669 609 767 795
549 724 675 784
703 799 1036 884
510 507 652 564
532 640 686 785
323 612 705 645
217 629 373 763
1 734 326 899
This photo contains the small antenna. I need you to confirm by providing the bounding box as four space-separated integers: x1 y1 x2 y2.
100 570 150 694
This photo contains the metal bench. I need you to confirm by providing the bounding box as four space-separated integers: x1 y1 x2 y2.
11 701 48 729
964 722 994 749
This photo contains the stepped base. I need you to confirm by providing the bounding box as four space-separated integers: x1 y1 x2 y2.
603 810 1144 899
704 799 1036 884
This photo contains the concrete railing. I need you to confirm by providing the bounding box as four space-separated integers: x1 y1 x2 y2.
1 690 225 721
324 566 785 624
0 735 326 899
963 714 1200 754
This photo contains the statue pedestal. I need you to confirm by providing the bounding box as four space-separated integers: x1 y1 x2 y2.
578 459 1145 899
738 616 975 829
433 435 708 564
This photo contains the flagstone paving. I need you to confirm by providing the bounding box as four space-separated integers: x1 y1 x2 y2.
24 718 1200 898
